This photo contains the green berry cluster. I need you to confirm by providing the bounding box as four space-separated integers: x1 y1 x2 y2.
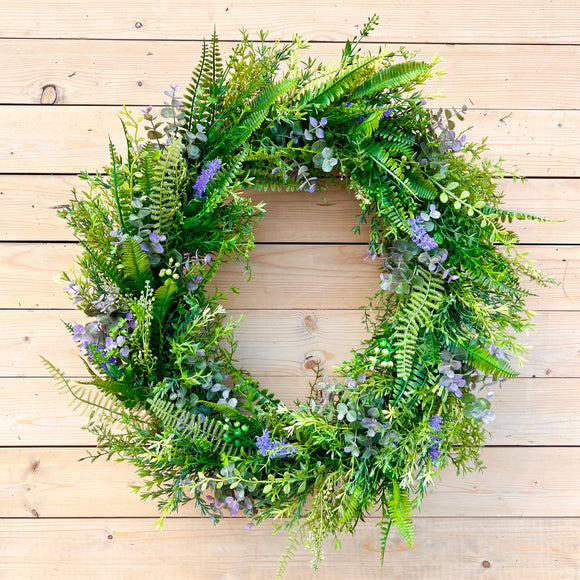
222 418 251 448
368 337 394 370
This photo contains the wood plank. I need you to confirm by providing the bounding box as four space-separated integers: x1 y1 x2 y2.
0 176 578 244
0 243 576 310
1 518 578 580
4 40 580 110
2 447 579 518
2 377 580 447
0 310 577 378
3 0 580 44
1 107 577 176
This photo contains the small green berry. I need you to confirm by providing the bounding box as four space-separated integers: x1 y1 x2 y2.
241 424 249 433
234 439 241 447
234 421 241 428
172 273 179 280
234 428 242 437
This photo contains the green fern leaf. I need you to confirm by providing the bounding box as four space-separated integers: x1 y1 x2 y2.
121 238 154 290
386 481 414 547
352 61 432 99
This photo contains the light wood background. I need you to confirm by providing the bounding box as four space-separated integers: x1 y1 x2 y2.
1 2 579 578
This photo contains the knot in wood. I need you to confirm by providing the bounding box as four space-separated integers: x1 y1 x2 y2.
482 560 491 569
304 357 320 371
303 314 318 333
40 84 58 105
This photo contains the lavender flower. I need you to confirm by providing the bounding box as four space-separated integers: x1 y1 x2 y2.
429 415 443 430
255 429 296 458
428 437 442 460
193 158 221 197
408 216 439 251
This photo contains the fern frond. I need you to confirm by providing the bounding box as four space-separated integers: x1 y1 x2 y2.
149 137 186 235
183 39 209 131
121 238 154 290
450 341 518 379
41 356 126 421
153 278 179 323
300 50 383 108
386 481 414 547
77 357 146 404
147 396 233 455
391 269 446 380
352 61 432 99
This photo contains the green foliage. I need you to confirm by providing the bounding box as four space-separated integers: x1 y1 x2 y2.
386 481 414 547
121 239 153 290
391 269 446 380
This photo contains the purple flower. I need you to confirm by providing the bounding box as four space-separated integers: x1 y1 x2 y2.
429 415 443 430
255 429 272 455
193 158 221 197
149 232 166 253
382 108 394 119
451 134 467 152
104 335 126 353
408 217 439 251
255 429 296 458
364 249 377 262
125 312 137 331
65 282 84 305
72 324 85 342
487 343 507 360
225 496 239 516
428 437 442 460
442 267 460 282
141 232 166 255
109 230 126 246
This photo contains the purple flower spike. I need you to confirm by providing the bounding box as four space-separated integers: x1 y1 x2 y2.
429 415 443 430
408 217 438 251
193 158 221 198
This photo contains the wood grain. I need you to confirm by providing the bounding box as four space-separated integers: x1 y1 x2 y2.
3 0 580 44
1 517 578 579
1 107 579 176
4 40 580 110
0 309 577 379
2 447 579 518
1 1 579 574
1 177 578 244
2 377 579 447
0 243 576 310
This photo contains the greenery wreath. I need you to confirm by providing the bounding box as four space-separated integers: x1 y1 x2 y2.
44 17 555 575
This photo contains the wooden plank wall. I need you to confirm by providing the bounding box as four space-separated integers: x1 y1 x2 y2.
1 2 579 578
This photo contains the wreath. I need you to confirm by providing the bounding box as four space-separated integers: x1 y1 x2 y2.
44 17 554 575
